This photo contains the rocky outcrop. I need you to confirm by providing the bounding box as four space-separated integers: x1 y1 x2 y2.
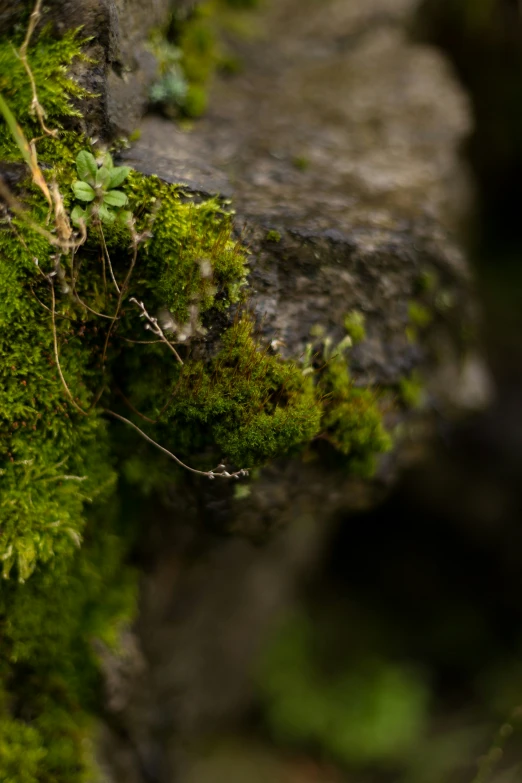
93 1 487 781
0 1 487 780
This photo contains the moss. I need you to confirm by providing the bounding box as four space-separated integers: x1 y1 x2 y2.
343 310 367 344
0 15 392 779
398 372 424 409
124 171 248 321
0 29 90 168
265 229 282 243
0 496 136 783
292 155 310 171
150 0 259 118
406 300 433 343
408 301 433 329
316 353 392 477
162 318 322 468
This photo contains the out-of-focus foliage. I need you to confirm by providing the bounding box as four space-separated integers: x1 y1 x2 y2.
257 612 429 768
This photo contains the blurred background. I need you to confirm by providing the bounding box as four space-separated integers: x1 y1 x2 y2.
130 1 522 781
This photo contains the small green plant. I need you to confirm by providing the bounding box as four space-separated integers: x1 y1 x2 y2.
344 310 367 344
71 150 131 226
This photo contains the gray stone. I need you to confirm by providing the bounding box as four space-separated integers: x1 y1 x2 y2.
97 1 488 781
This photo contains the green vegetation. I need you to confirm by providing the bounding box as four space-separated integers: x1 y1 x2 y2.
398 372 425 409
0 9 391 779
292 155 310 172
265 229 282 243
258 612 428 768
149 0 259 118
163 318 322 468
316 352 391 477
344 309 367 344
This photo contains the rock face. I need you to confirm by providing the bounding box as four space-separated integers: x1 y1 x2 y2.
1 0 485 780
92 1 487 782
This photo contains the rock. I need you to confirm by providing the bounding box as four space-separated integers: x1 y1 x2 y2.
95 1 487 780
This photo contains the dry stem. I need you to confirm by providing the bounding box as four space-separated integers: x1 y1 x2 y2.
19 0 58 139
104 410 247 480
129 298 184 364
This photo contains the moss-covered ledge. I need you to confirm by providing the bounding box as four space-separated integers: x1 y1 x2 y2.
0 15 395 780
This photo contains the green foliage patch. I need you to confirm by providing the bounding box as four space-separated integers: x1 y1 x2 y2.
0 12 390 781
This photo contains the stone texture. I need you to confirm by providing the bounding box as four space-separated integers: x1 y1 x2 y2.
1 0 487 779
95 1 488 781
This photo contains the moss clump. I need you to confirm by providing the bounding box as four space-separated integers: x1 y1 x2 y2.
125 171 247 321
150 0 259 118
163 318 322 468
265 229 282 243
408 301 433 329
316 353 391 477
0 497 136 783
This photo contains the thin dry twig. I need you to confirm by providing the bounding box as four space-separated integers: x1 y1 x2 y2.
98 224 120 295
18 0 58 139
129 297 184 365
100 222 141 369
49 279 88 416
104 409 247 480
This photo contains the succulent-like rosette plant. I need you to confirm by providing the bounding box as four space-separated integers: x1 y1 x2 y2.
71 150 132 226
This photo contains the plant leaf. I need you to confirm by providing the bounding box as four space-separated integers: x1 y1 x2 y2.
103 189 127 207
76 150 97 185
102 152 114 170
96 166 111 189
98 203 115 224
72 181 96 202
117 210 133 226
70 204 87 226
108 166 131 188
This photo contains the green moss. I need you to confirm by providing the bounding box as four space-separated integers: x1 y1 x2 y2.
292 155 310 172
265 229 282 243
398 372 424 409
408 301 433 329
149 0 259 118
316 353 391 477
0 496 136 783
0 15 392 779
124 171 248 320
162 318 322 468
343 310 367 344
0 29 90 168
